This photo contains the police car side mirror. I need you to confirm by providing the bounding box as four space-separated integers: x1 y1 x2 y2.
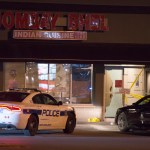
58 101 63 105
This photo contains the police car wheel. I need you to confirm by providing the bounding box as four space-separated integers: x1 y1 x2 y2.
63 113 76 134
117 112 129 132
24 115 38 136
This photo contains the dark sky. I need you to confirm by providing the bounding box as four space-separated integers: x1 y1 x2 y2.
1 0 150 6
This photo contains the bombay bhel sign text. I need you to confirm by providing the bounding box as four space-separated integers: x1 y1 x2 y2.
0 11 108 32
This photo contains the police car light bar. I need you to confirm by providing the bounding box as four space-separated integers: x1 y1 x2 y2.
9 88 41 92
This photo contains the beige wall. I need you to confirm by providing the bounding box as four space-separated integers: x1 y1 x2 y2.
87 14 150 44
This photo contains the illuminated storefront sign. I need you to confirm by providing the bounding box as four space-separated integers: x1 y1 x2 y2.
0 11 108 31
13 30 87 40
68 13 108 31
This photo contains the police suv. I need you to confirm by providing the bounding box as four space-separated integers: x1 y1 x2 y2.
0 88 76 136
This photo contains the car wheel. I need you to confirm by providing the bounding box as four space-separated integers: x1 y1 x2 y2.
24 115 38 136
117 112 129 132
63 113 76 134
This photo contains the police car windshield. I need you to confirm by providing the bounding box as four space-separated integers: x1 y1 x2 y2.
0 92 29 102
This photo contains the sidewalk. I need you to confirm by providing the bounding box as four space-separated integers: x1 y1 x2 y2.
77 121 119 131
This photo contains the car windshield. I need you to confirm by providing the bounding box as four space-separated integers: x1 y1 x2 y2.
135 95 150 106
0 92 29 102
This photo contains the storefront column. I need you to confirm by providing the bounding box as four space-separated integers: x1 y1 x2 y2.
93 64 105 121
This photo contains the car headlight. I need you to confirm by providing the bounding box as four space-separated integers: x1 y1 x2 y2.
128 109 138 113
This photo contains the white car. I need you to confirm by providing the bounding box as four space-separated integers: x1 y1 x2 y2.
0 88 76 136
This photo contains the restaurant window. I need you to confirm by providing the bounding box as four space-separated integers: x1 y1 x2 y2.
25 63 93 104
71 64 92 104
37 63 56 91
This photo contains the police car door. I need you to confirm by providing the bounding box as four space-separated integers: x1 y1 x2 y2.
32 94 50 130
41 94 61 129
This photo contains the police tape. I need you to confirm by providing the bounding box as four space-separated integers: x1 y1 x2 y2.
130 93 144 99
124 68 144 104
130 68 144 89
125 93 144 104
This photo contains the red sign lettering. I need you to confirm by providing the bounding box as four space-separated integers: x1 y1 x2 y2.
51 14 59 30
0 11 108 31
68 14 79 31
68 13 108 31
29 12 39 29
39 12 51 29
2 11 15 29
16 12 29 29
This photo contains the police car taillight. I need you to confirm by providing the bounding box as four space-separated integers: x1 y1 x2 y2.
0 105 21 111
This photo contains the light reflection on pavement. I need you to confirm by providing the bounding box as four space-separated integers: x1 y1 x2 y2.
0 123 150 150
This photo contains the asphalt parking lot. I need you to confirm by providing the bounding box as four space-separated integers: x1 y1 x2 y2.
0 121 119 135
1 121 150 150
77 121 119 132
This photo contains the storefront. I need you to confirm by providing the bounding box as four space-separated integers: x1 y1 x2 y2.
3 62 92 104
1 1 150 123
